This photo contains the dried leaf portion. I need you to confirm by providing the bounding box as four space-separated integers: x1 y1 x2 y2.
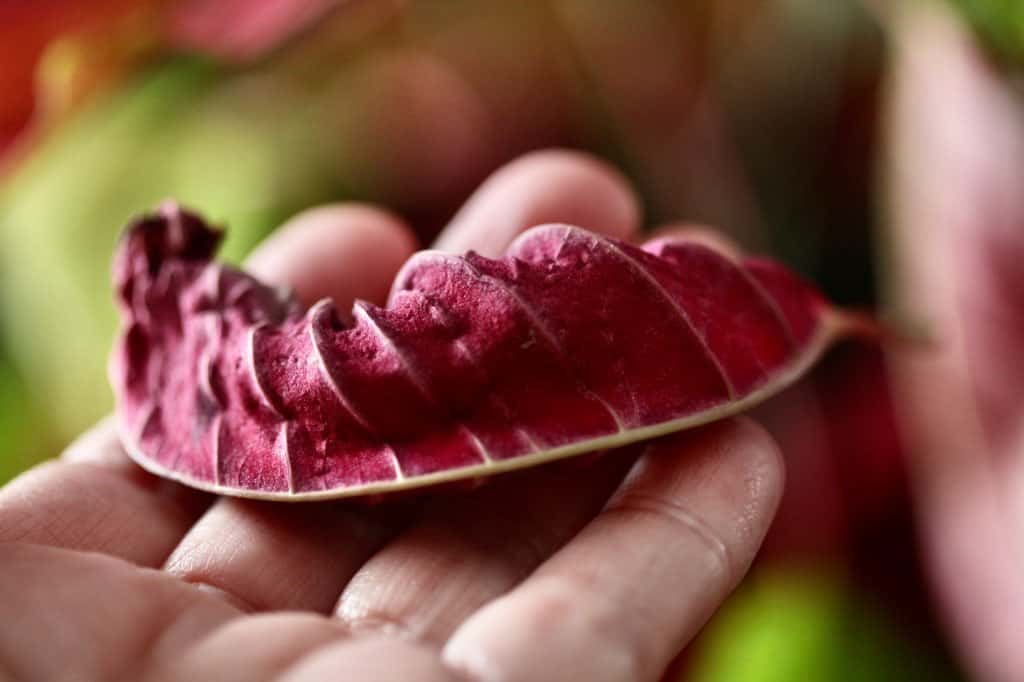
111 203 848 500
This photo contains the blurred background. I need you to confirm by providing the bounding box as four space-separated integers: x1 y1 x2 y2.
2 0 1023 679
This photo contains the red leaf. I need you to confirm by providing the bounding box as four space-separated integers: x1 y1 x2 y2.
111 203 861 500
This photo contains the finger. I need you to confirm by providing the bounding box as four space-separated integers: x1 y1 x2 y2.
166 205 420 612
166 613 461 682
444 419 784 682
0 543 240 682
278 636 463 682
332 152 643 641
334 453 636 644
165 498 418 613
0 420 212 566
245 203 418 308
434 149 641 256
164 613 349 681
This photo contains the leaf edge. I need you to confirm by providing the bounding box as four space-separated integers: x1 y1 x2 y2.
118 309 853 502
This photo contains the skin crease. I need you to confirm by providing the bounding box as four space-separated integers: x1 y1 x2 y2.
0 151 785 681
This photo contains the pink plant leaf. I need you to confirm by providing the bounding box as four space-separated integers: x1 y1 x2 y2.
110 203 864 501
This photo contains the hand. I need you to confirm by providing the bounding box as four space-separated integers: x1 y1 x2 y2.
0 151 783 681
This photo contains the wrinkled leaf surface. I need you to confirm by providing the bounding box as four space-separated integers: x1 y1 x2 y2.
111 204 858 500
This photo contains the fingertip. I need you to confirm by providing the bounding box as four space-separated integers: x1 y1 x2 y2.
638 418 785 567
442 418 786 682
435 148 641 256
60 417 127 468
245 203 418 308
719 417 786 521
513 149 641 238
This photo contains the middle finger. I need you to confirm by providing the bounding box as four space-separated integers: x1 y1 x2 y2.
334 150 642 640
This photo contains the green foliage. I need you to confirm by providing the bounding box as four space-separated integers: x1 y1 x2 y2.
688 568 963 682
0 56 341 452
950 0 1024 65
0 350 45 484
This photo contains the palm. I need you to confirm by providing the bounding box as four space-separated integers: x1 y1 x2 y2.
0 152 783 682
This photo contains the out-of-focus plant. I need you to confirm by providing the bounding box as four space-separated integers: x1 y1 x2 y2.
0 0 169 171
0 2 975 680
0 356 42 484
947 0 1024 65
690 570 960 682
0 57 342 456
672 342 964 680
883 1 1024 679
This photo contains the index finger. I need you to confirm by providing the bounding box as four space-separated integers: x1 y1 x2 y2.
443 419 784 682
434 149 640 256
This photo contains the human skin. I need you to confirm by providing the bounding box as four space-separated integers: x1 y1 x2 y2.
0 151 784 681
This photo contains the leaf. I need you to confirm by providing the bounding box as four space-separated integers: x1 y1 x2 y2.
111 203 865 500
